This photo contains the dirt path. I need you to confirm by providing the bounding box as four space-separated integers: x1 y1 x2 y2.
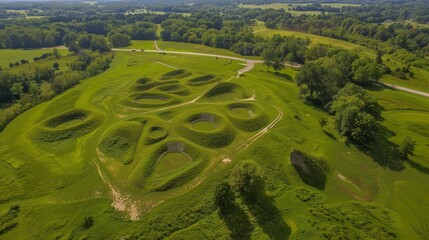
94 156 140 220
379 82 429 98
154 40 162 51
252 29 268 34
156 61 177 69
233 106 284 157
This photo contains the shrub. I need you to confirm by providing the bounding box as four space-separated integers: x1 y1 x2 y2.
83 216 94 229
399 137 416 160
290 148 329 187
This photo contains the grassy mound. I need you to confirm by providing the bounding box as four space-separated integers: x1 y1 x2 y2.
290 148 329 187
130 77 181 92
226 102 269 132
158 111 176 121
129 140 207 192
187 74 219 86
160 69 192 80
176 112 236 148
121 92 180 108
32 109 102 142
156 83 191 96
199 82 250 102
143 125 169 145
98 121 143 165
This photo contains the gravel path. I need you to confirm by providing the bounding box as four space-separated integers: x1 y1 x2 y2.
379 82 429 98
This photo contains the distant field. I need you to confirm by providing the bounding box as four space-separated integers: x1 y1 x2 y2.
125 40 156 50
126 40 261 60
254 23 368 52
0 49 55 69
5 9 46 19
383 20 429 29
125 9 190 17
239 3 361 15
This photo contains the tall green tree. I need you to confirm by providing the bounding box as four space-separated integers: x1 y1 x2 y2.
230 161 265 201
351 58 384 85
262 48 276 71
110 33 131 48
296 60 343 105
330 83 381 144
10 83 23 99
90 36 111 52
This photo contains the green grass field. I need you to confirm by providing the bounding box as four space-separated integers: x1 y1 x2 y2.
0 49 60 69
126 40 260 59
0 44 428 239
239 3 361 15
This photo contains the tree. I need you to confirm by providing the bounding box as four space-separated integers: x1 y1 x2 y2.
90 35 111 52
399 137 416 160
214 182 235 214
83 216 94 229
262 48 276 71
10 83 23 99
62 32 78 47
272 57 285 72
376 49 383 64
53 48 61 59
53 62 59 70
296 60 343 105
330 83 381 144
28 81 40 103
110 33 131 47
77 34 91 49
351 58 384 85
230 161 265 201
68 42 80 54
40 81 54 100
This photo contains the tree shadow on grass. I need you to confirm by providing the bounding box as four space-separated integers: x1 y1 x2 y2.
219 204 253 240
356 125 404 171
365 82 396 92
406 159 429 175
269 71 293 81
246 195 291 240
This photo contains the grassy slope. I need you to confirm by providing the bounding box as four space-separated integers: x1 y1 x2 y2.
0 47 428 239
